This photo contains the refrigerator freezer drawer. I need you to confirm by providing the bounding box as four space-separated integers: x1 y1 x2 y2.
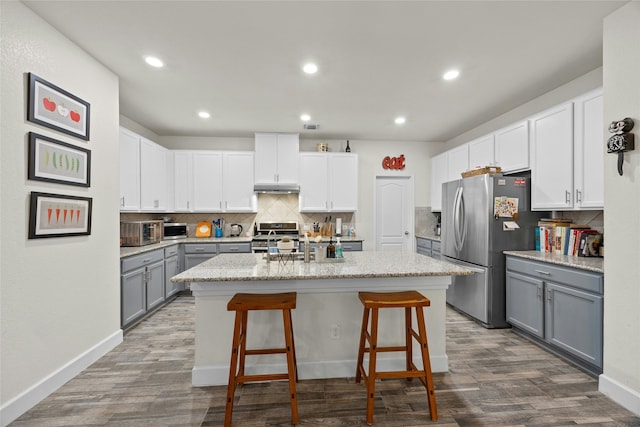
445 257 490 325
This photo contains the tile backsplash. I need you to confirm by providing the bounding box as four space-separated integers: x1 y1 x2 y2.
120 194 355 237
415 206 440 237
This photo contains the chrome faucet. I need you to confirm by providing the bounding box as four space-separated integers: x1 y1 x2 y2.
266 230 276 262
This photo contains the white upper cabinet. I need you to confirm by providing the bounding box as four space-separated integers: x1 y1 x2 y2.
139 137 169 212
222 152 257 212
173 151 256 213
447 144 469 181
468 134 495 170
530 102 575 210
495 120 529 173
530 88 604 211
254 132 299 185
299 152 358 212
430 151 448 212
573 88 604 209
119 127 140 211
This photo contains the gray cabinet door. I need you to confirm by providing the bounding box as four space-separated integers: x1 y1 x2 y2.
165 255 180 298
545 282 603 367
505 271 544 338
146 260 165 311
121 268 146 327
184 254 214 269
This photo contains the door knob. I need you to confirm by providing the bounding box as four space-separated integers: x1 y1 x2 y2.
404 231 409 235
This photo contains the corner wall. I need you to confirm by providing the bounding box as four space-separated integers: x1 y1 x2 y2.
599 1 640 416
1 3 121 424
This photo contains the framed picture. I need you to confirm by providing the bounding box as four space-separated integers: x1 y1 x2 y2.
27 73 90 141
28 132 91 187
29 192 92 239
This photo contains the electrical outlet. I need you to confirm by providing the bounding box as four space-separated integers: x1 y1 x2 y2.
330 324 341 339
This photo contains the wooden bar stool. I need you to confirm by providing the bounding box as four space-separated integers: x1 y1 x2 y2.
355 290 437 425
224 292 299 426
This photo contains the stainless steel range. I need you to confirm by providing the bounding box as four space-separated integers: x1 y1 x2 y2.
251 221 300 253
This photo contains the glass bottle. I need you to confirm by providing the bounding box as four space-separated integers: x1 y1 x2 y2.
327 238 336 258
345 140 351 152
335 238 343 258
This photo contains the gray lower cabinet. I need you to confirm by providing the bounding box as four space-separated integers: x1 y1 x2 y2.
505 256 603 373
218 242 251 253
121 249 165 329
416 237 440 258
184 243 218 269
164 245 183 298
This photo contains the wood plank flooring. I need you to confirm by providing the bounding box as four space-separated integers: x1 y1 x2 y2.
10 294 640 426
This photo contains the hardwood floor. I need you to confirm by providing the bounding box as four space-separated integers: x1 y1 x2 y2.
11 294 640 426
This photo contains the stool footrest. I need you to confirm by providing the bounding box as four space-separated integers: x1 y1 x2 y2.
376 370 426 380
237 373 290 383
245 348 287 355
363 345 407 353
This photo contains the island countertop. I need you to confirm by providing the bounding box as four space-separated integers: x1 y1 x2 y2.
171 251 473 283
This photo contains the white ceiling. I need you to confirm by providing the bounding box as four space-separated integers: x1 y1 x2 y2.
23 1 625 142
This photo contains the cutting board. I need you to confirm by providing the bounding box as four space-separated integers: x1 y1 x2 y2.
195 221 212 237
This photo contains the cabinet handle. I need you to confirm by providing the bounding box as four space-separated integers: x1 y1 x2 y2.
565 190 571 204
546 288 553 303
194 248 205 252
187 201 190 210
534 269 550 275
120 197 125 207
537 286 542 299
576 189 582 203
142 258 151 263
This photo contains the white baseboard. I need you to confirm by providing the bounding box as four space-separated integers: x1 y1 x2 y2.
192 355 449 387
599 374 640 417
0 329 123 427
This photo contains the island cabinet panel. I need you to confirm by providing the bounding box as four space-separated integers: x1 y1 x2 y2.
505 256 603 374
416 237 432 256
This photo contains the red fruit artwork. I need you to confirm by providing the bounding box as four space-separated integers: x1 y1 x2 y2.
55 208 60 223
63 208 68 223
47 207 52 224
70 110 81 122
42 97 56 112
76 209 81 222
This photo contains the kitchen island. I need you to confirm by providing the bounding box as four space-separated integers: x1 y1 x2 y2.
171 251 472 386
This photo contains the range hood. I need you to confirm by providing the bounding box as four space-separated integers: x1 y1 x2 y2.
254 183 300 194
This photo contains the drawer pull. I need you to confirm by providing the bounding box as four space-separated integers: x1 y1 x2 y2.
534 269 551 275
195 248 205 252
142 258 151 263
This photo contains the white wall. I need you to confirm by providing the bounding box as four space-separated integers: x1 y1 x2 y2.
599 2 640 416
0 3 122 425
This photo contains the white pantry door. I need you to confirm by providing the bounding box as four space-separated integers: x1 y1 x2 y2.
374 176 414 252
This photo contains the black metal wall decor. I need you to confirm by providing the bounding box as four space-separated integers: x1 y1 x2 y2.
607 117 635 176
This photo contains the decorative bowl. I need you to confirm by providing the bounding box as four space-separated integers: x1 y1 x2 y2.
277 240 295 253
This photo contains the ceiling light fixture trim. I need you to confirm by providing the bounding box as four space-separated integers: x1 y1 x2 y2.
144 56 164 68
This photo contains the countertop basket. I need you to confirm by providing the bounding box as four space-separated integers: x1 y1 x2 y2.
461 166 502 178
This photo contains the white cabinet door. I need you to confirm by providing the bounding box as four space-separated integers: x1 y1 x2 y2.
299 153 329 211
119 127 140 211
573 89 604 209
447 144 469 181
430 151 448 212
254 133 299 185
468 134 495 170
530 102 574 210
223 152 256 212
139 137 168 211
328 153 358 211
192 152 223 211
274 133 300 184
495 120 529 173
173 151 193 212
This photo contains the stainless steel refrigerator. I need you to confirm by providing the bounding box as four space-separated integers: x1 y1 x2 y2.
441 173 546 328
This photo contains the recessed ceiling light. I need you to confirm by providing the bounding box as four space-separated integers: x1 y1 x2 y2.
443 69 460 80
144 56 164 68
300 114 311 121
303 63 318 74
198 111 210 119
395 117 406 125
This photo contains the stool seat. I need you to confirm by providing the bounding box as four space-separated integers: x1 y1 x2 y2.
227 292 297 311
225 292 298 426
356 290 437 425
359 290 431 308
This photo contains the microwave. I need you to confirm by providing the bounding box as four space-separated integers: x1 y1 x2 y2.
163 223 188 240
120 220 163 247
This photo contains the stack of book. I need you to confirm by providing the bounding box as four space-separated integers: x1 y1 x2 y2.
536 218 602 257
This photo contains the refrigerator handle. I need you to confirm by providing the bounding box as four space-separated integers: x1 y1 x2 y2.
459 187 467 247
453 186 463 253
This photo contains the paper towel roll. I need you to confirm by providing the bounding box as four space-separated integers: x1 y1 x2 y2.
336 218 342 236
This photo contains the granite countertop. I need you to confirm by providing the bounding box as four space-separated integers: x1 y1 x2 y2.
504 250 604 273
416 234 441 241
171 251 473 283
